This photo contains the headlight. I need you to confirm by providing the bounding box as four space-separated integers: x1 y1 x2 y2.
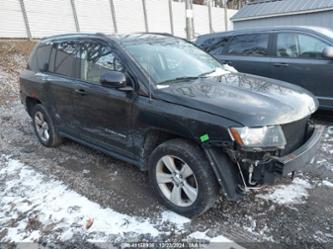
229 125 286 149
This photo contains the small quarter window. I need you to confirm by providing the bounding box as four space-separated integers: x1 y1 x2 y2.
28 43 52 72
52 41 80 77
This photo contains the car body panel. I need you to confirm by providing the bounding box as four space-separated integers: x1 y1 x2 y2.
155 72 318 127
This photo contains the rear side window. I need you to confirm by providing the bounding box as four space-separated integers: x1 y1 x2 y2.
198 36 225 51
50 41 80 77
28 43 52 72
209 37 230 56
276 33 328 59
225 34 270 56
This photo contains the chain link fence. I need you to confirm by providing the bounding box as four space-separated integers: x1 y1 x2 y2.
0 0 237 39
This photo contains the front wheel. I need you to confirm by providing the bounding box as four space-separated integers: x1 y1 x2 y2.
148 139 219 217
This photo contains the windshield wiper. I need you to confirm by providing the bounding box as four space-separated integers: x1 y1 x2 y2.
198 69 216 77
158 76 199 85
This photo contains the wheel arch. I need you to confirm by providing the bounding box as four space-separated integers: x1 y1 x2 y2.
26 96 41 117
142 129 200 170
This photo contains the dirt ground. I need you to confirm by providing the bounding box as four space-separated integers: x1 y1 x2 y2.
0 40 332 249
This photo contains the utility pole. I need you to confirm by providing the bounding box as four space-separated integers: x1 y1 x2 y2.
208 0 213 33
223 0 228 31
185 0 194 40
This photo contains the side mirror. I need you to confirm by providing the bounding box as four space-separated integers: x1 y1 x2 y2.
40 63 49 72
323 47 333 59
100 71 127 88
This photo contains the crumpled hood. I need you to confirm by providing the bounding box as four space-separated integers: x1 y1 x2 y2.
155 73 318 127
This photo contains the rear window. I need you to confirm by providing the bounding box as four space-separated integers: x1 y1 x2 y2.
28 43 52 72
225 33 270 56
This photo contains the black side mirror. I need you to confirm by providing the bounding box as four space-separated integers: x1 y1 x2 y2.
100 71 127 88
40 63 49 72
323 47 333 59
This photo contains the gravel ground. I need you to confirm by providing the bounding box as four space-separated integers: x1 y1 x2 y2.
0 41 332 249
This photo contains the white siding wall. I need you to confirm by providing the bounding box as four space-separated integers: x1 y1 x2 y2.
227 9 238 30
24 0 76 37
114 0 146 33
75 0 115 33
146 0 171 33
0 0 26 37
172 1 186 38
193 4 210 36
212 7 236 32
0 0 236 38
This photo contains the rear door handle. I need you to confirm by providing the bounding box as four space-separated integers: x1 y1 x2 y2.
74 89 87 96
273 63 289 67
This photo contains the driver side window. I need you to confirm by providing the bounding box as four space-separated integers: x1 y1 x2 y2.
80 41 124 84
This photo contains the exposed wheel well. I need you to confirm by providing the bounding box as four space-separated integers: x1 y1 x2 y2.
142 130 200 170
26 97 41 116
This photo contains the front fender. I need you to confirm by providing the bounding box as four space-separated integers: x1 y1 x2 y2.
203 147 244 201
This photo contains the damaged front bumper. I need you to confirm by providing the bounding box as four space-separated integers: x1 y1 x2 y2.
256 125 324 184
274 125 324 177
204 125 324 201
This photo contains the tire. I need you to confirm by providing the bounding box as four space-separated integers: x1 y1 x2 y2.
148 139 219 217
32 104 63 147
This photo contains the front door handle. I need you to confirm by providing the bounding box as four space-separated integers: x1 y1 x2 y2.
273 63 289 67
74 89 87 96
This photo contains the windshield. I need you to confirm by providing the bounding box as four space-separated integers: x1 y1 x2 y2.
123 36 228 84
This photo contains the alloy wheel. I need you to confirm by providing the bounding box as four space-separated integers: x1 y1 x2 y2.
34 111 50 143
156 155 198 207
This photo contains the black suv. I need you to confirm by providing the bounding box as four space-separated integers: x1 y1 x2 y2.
196 26 333 110
20 33 323 217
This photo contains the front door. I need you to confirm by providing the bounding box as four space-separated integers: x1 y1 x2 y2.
72 40 134 156
270 32 333 108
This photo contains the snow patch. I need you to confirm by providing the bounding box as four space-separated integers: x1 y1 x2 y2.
321 180 333 188
257 178 312 205
160 211 190 229
0 159 160 242
0 157 236 246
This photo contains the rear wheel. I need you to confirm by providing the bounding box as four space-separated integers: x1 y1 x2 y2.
148 139 219 217
32 104 63 147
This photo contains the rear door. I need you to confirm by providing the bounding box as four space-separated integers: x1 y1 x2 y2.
270 32 333 108
72 39 135 157
219 33 273 78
